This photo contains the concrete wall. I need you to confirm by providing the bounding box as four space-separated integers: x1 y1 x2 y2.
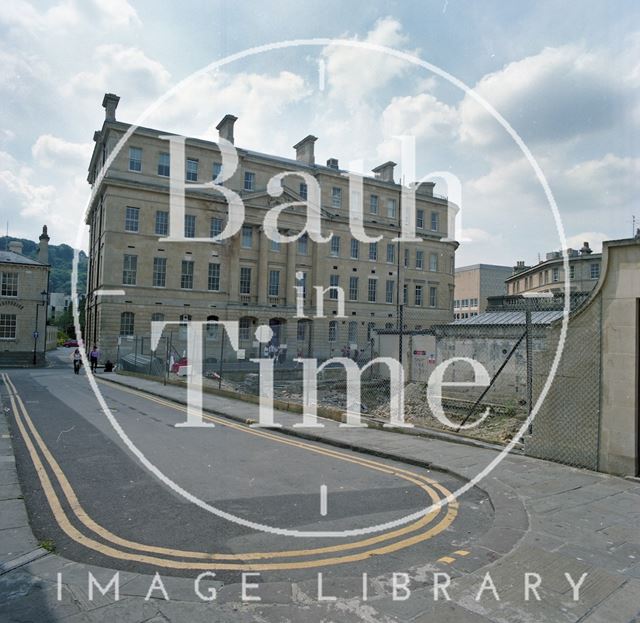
526 237 640 476
597 241 640 475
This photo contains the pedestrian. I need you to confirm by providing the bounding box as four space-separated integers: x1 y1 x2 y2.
89 344 100 373
72 348 82 375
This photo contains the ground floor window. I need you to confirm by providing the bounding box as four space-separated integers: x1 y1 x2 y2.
239 317 251 340
0 314 16 339
120 312 134 336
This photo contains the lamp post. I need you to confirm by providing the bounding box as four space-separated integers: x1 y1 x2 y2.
32 290 48 366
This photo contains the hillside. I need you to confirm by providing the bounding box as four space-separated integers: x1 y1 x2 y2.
0 237 88 295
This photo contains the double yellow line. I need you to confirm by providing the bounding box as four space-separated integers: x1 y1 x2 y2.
3 373 457 570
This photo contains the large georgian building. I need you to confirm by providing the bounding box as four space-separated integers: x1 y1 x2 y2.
0 229 50 366
84 93 457 361
506 242 602 296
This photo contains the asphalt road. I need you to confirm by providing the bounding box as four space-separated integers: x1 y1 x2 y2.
3 352 493 584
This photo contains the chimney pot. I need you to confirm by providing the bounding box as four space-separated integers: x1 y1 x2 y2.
38 225 50 264
216 114 238 144
102 93 120 122
293 135 317 165
372 161 397 183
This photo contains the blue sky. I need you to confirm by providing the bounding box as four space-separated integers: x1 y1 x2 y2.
1 0 638 265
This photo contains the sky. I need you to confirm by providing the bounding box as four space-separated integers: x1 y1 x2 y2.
0 0 638 266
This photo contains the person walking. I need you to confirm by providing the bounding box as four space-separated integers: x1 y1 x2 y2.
72 348 82 375
89 345 100 373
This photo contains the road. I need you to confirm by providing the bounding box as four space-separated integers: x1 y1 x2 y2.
3 350 492 586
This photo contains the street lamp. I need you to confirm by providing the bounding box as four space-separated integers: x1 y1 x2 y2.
33 290 48 366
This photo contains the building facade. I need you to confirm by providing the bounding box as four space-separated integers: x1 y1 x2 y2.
84 94 457 361
453 263 512 319
0 228 50 366
506 242 602 295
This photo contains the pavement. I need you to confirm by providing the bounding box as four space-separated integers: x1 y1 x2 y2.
1 354 639 622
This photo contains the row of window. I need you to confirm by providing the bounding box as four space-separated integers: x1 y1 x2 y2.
509 263 600 294
122 254 439 306
119 312 417 344
127 148 442 228
126 209 446 271
454 312 478 320
129 147 256 189
328 275 437 306
125 206 442 241
453 298 479 309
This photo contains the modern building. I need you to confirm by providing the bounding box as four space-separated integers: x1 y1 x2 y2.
0 227 51 366
84 93 457 361
453 263 512 320
48 292 71 321
506 242 602 295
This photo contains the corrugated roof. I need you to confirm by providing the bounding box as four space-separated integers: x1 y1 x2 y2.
453 310 566 326
0 250 46 266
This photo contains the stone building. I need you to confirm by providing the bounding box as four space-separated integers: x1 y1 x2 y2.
0 227 50 366
453 263 512 319
84 93 457 361
506 242 602 295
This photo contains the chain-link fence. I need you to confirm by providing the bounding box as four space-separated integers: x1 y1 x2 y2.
107 292 601 453
526 296 602 469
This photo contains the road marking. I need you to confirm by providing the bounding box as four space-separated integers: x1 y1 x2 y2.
437 556 456 564
454 549 470 556
320 484 328 516
4 373 459 570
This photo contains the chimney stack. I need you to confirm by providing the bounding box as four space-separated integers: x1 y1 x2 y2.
580 241 592 255
216 114 238 144
102 93 120 122
372 161 396 183
293 135 317 165
38 225 50 264
8 240 23 255
326 158 339 170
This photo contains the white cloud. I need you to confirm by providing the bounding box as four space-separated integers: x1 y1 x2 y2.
377 93 459 161
32 135 92 169
0 0 139 36
63 44 171 103
565 232 609 252
86 0 140 28
0 149 88 239
562 153 640 209
322 17 415 105
459 45 635 149
147 70 310 155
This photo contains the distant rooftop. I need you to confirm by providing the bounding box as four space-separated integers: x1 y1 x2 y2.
0 250 46 266
455 263 512 273
452 310 565 326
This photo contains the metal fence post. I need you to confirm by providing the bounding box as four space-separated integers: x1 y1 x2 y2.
218 330 225 390
398 304 404 366
148 335 153 376
525 306 533 433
